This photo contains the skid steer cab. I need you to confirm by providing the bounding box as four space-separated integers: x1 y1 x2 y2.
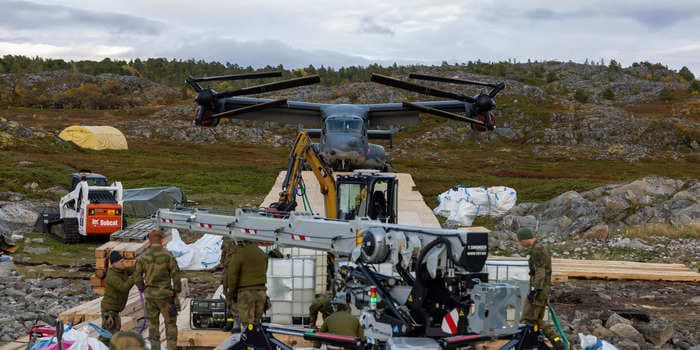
42 171 124 243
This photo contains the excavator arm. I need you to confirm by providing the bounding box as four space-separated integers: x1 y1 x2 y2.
272 132 338 218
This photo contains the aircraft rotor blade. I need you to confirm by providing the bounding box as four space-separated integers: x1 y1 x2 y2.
489 82 506 98
409 73 500 89
189 71 283 83
185 77 203 93
371 74 476 103
215 75 321 98
402 101 485 126
212 99 289 119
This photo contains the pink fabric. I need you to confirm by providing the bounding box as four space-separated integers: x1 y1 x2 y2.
39 341 93 350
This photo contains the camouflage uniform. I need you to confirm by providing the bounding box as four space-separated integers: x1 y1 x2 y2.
318 309 364 346
134 245 181 350
309 293 334 327
100 266 135 344
521 240 562 345
109 331 146 350
221 237 238 315
226 241 268 325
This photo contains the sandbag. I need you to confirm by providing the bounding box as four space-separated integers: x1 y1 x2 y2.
445 199 479 227
487 186 518 216
434 185 517 225
434 188 461 217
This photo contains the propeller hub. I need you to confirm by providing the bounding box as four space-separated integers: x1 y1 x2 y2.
475 93 495 113
195 89 217 108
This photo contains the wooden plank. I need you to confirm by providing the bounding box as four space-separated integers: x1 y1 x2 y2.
95 241 121 258
552 272 568 282
111 219 156 242
0 336 30 350
96 258 107 270
275 333 314 348
472 339 511 350
117 241 150 259
90 275 105 287
488 256 700 281
59 297 102 323
177 330 231 348
554 268 700 281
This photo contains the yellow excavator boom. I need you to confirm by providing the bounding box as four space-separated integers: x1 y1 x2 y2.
275 132 338 218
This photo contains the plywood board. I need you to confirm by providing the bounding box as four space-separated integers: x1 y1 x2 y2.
261 171 440 228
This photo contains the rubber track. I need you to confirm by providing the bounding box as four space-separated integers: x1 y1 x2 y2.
48 218 82 243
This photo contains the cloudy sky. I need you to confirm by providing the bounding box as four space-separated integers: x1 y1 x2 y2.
1 0 699 75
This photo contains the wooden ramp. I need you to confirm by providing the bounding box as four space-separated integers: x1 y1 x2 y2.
260 171 441 227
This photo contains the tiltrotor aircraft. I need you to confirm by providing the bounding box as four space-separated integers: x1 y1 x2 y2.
187 71 505 170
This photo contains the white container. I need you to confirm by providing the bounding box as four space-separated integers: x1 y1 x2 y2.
265 257 316 325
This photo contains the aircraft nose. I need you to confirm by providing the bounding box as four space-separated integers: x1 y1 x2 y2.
328 135 361 152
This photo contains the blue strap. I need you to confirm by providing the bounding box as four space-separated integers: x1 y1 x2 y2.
87 322 112 339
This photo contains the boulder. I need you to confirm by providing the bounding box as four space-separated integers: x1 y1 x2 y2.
605 313 633 328
597 292 612 302
23 246 52 255
610 323 645 344
609 177 680 201
592 324 616 340
672 182 700 202
561 216 596 239
488 230 515 250
0 201 40 225
611 238 651 250
615 339 641 350
540 191 586 219
601 195 630 212
539 216 573 235
583 224 609 240
636 321 674 346
0 261 15 278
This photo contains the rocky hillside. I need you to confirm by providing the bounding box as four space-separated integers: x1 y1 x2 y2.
0 70 179 109
1 61 698 163
105 61 699 164
490 176 699 267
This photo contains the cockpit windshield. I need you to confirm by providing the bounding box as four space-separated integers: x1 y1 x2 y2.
326 118 362 133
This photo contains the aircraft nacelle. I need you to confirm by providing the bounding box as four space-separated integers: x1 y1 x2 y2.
194 105 219 127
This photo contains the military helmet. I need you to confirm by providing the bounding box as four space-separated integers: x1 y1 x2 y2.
517 228 535 240
110 331 146 350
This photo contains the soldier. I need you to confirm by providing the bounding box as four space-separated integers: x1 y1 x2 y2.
226 239 268 326
221 237 238 316
109 331 147 350
517 228 567 350
134 229 182 350
100 251 135 345
308 292 333 328
318 296 364 344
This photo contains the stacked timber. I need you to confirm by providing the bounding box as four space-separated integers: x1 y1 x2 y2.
487 256 700 282
91 240 150 294
110 220 157 242
551 258 700 281
90 220 160 295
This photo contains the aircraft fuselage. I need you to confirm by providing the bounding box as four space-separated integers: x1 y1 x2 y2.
318 105 389 171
